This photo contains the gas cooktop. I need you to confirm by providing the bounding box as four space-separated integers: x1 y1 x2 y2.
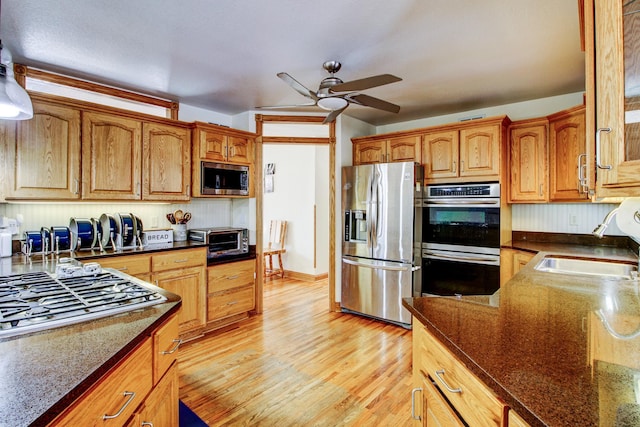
0 269 167 339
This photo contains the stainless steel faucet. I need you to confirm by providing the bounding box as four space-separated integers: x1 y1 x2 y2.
592 206 620 238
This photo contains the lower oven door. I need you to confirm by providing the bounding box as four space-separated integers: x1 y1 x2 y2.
422 247 500 296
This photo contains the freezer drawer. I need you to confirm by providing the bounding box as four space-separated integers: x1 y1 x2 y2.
341 256 414 327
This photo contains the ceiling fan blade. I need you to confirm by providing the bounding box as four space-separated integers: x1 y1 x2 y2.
323 105 348 124
256 102 318 109
348 93 400 113
277 72 318 100
329 74 402 92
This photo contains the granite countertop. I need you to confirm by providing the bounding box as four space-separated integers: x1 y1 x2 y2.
0 261 181 427
404 249 640 427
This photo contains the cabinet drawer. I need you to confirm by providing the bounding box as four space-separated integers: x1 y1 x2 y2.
51 339 153 426
153 314 180 385
207 285 255 320
415 323 506 427
207 259 255 293
96 254 151 277
152 248 205 272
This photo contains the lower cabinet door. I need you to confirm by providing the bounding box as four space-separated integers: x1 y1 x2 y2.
154 266 206 333
423 376 465 427
127 362 179 427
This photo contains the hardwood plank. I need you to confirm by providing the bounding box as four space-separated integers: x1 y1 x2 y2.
178 277 413 426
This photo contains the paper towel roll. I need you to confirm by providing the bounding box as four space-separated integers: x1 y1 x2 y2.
615 198 640 239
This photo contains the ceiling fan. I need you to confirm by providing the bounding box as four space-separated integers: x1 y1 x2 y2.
258 61 402 123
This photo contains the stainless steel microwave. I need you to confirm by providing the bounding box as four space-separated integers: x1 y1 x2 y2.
201 161 249 196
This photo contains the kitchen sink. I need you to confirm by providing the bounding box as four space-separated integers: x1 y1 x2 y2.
534 255 638 280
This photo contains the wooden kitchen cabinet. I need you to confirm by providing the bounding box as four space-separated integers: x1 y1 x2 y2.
152 248 207 337
95 254 152 282
142 122 191 201
500 248 535 286
422 117 508 183
82 111 142 200
593 0 640 197
206 258 256 325
50 338 153 426
352 135 421 164
191 122 256 197
4 98 82 200
82 111 191 201
50 314 180 427
507 118 548 203
127 363 179 427
411 318 507 426
548 105 588 201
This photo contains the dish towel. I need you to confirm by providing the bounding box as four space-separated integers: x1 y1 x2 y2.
179 400 208 427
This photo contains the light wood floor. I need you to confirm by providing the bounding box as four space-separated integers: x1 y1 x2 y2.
177 276 414 426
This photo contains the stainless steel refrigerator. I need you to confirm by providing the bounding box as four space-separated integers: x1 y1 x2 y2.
341 161 422 328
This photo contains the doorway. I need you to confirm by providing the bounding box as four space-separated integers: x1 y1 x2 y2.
255 115 336 313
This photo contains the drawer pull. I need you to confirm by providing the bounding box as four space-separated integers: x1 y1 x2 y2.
103 391 136 420
434 369 462 393
411 387 422 421
161 338 182 355
227 301 239 306
116 267 128 271
227 274 240 280
142 423 154 427
173 259 188 263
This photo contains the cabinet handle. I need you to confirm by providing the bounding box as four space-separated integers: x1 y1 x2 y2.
227 274 240 280
596 127 612 170
226 301 239 306
103 391 136 420
460 160 464 172
74 178 79 195
161 338 182 355
116 266 129 271
411 387 422 421
434 369 462 393
577 153 590 194
452 161 456 173
141 422 154 427
173 259 188 263
539 183 543 196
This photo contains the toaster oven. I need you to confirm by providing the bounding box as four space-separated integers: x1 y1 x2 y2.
188 227 249 259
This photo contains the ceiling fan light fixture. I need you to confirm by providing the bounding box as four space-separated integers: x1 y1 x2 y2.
0 41 32 120
317 96 348 111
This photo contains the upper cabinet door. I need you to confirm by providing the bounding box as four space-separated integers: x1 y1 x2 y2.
549 107 588 201
198 129 227 162
458 125 500 178
387 135 421 163
142 122 191 201
353 140 386 165
227 136 252 164
82 111 142 200
8 101 81 199
595 0 640 196
422 130 459 180
508 119 548 203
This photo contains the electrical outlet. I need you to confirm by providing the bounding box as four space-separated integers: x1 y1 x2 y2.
569 214 578 226
151 216 158 228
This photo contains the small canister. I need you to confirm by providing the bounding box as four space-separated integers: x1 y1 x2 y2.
171 224 188 242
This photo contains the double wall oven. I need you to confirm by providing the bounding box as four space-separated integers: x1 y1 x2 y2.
422 182 501 296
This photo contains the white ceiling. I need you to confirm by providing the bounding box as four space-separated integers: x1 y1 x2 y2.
1 0 585 126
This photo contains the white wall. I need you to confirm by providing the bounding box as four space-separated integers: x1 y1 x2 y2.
262 144 329 276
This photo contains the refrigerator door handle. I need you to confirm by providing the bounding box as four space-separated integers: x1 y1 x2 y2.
342 257 413 272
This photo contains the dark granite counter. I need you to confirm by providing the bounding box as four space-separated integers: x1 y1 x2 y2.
404 250 640 426
0 261 181 427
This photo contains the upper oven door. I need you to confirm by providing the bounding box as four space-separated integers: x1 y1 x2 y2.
423 199 500 249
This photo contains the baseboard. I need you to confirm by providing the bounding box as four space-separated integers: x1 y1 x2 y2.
281 270 328 282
